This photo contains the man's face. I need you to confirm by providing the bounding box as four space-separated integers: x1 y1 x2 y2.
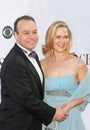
14 19 39 51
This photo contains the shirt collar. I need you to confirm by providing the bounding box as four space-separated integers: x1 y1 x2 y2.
16 42 31 55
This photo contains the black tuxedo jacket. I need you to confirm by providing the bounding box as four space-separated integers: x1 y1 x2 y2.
0 44 55 130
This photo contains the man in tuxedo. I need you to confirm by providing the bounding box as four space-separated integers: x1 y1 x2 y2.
0 15 68 130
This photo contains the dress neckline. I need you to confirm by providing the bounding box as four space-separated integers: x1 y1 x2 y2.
45 74 74 79
45 74 78 84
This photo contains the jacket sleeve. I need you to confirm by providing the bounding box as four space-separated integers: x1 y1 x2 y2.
1 57 55 126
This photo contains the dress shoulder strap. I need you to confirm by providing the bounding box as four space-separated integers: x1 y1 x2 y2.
73 58 80 75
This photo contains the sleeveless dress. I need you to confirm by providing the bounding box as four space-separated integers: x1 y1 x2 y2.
42 62 90 130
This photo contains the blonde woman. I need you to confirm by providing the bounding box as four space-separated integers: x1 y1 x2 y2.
41 21 90 130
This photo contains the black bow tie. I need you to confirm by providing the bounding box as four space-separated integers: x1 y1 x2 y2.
28 51 37 58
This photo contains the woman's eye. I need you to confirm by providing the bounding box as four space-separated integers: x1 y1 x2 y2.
56 36 61 38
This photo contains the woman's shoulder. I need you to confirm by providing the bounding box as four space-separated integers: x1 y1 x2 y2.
70 55 88 73
69 55 88 82
72 56 87 70
70 54 86 66
75 58 88 82
76 58 87 70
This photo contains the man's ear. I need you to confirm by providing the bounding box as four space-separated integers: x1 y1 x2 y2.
14 31 18 41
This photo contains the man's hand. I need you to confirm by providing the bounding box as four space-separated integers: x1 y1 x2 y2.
52 105 68 122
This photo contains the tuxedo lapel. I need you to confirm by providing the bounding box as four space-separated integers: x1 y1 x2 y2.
14 43 44 97
34 53 44 82
27 60 43 85
26 58 44 99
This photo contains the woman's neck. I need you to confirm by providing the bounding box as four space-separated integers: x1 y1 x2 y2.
51 51 70 61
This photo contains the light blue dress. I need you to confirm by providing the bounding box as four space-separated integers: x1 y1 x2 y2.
42 71 90 130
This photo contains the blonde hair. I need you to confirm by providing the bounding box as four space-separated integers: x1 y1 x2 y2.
42 21 72 57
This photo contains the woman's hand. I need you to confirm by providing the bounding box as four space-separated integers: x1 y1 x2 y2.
61 102 72 112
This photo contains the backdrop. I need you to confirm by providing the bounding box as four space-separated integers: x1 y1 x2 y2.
0 0 90 129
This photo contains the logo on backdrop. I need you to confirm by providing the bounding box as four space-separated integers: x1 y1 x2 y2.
79 54 90 66
2 26 13 39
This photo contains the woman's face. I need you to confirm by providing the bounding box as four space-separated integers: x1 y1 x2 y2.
53 27 70 53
